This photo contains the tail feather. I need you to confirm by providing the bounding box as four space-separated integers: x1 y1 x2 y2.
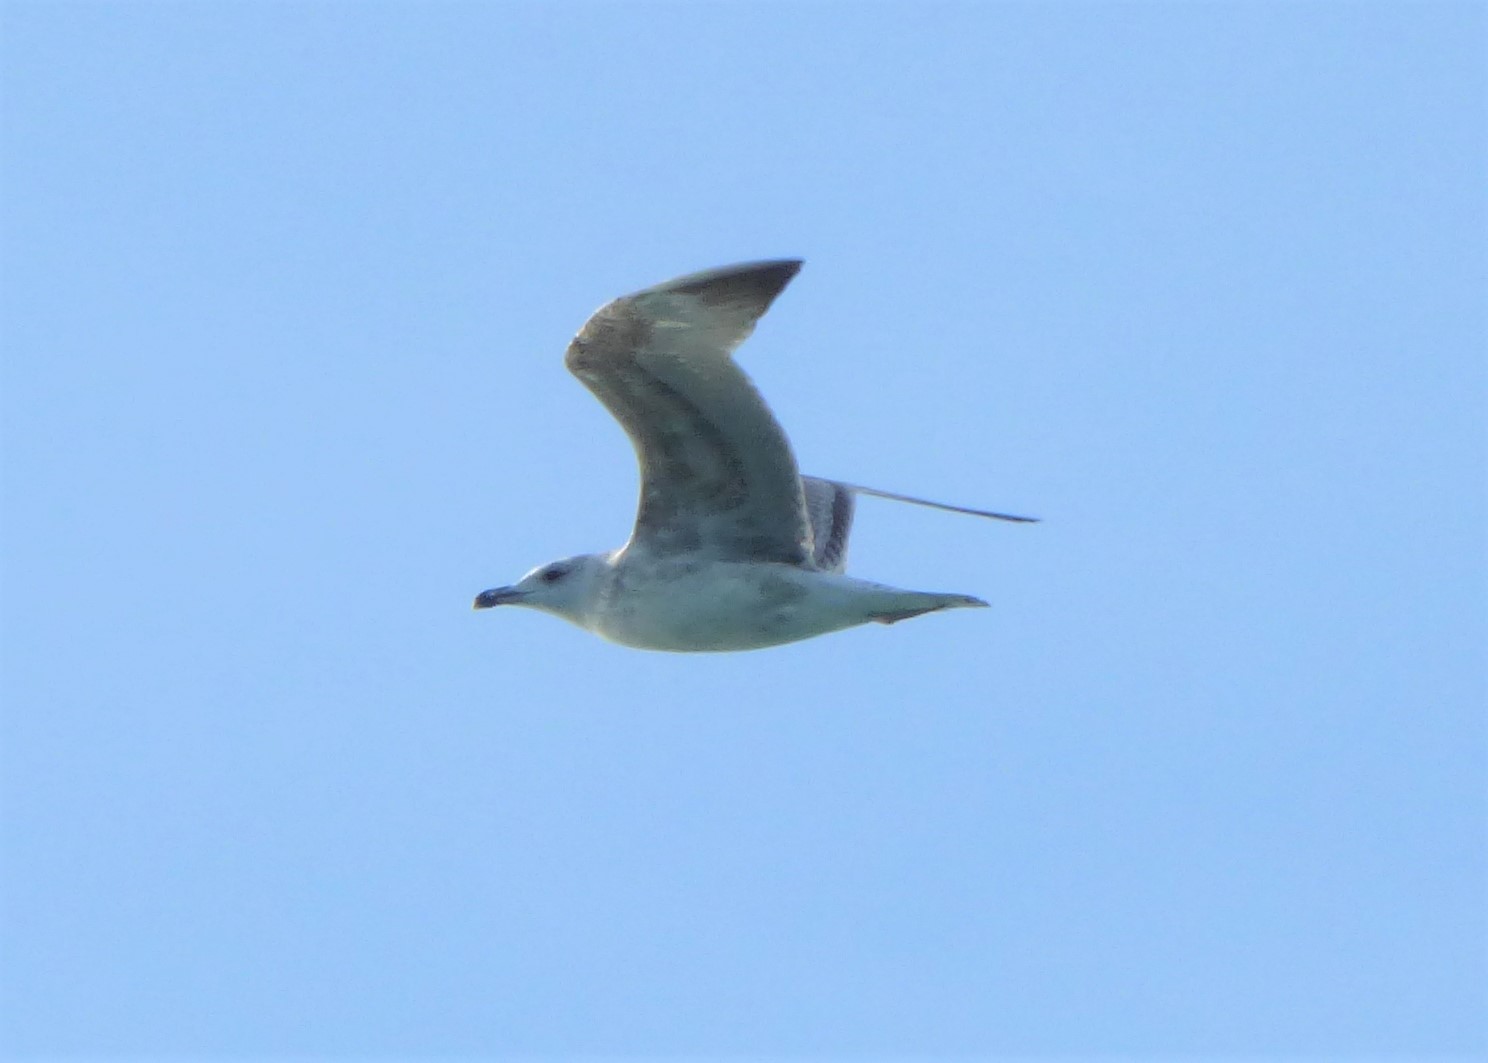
870 592 988 625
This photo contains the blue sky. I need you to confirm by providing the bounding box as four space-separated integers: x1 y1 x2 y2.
2 1 1484 1056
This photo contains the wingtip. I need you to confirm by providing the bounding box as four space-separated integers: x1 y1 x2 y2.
655 259 804 307
830 480 1040 524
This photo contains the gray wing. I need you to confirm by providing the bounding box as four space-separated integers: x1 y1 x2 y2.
802 476 855 573
564 260 812 563
801 476 1039 574
831 480 1039 523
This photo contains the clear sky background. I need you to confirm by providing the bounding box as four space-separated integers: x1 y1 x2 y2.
2 1 1484 1057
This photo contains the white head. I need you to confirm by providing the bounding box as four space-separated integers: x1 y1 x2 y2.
472 553 610 630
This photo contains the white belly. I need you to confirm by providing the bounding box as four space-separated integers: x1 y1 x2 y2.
590 560 877 652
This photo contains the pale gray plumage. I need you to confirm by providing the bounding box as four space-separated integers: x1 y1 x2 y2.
564 259 810 564
474 259 1036 652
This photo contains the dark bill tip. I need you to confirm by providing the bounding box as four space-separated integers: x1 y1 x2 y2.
473 587 524 610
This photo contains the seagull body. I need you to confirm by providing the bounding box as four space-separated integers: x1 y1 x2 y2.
474 260 1034 652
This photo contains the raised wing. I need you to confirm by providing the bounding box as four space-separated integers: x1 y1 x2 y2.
564 260 812 562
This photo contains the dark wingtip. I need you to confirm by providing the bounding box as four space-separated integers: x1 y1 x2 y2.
664 259 803 308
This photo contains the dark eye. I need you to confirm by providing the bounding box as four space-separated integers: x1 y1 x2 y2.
540 565 567 584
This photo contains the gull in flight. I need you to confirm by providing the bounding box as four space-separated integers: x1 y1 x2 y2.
474 260 1035 652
